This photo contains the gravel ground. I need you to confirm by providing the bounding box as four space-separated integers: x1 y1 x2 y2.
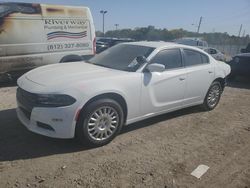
0 80 250 188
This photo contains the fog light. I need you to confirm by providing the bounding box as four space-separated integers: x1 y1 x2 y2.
37 122 55 131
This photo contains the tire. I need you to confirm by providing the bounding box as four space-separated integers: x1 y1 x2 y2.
76 98 124 147
202 81 222 111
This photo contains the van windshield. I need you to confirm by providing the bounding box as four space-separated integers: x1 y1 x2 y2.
0 3 41 18
88 44 155 72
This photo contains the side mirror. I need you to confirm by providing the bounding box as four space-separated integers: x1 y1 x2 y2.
146 63 165 72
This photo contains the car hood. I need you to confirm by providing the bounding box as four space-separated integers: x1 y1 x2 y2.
23 62 126 87
234 53 250 57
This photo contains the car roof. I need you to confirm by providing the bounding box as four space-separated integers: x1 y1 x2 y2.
123 41 205 52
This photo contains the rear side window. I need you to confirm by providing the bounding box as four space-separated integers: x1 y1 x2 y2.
183 49 209 66
151 49 182 70
201 53 209 64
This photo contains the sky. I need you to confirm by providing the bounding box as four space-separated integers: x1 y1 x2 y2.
2 0 250 36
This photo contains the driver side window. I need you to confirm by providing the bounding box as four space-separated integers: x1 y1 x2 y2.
150 49 183 70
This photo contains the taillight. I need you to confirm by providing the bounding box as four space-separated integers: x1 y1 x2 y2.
93 37 96 55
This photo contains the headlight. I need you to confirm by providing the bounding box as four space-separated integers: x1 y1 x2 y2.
36 94 76 107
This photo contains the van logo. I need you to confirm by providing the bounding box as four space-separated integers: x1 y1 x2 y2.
47 31 87 40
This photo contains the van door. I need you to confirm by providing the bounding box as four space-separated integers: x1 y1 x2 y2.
0 46 5 56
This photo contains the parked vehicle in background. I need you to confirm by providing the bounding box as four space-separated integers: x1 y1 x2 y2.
204 47 226 61
16 42 230 146
173 37 208 49
96 37 135 53
96 41 109 54
240 43 250 53
0 2 95 82
227 53 250 80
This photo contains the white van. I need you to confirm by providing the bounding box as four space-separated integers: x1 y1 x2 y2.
0 2 96 81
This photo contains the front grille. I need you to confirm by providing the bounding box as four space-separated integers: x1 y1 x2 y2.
16 87 37 115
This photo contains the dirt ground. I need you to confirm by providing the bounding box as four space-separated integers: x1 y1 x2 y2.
0 80 250 188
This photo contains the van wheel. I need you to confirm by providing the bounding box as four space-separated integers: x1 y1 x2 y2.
76 99 124 147
202 81 222 111
60 55 82 63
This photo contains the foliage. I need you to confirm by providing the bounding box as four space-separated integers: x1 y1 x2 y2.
96 26 250 46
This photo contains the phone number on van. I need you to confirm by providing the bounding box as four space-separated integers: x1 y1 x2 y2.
47 43 90 51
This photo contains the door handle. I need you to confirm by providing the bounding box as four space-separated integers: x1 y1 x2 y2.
179 78 185 81
208 71 213 74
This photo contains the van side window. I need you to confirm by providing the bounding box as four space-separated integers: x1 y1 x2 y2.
151 49 182 70
184 49 209 66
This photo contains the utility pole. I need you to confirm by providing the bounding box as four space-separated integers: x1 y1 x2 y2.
100 10 108 37
197 16 202 33
114 24 119 30
237 24 243 53
242 30 245 37
238 24 242 37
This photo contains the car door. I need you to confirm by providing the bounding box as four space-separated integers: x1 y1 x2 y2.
141 48 187 116
182 49 215 106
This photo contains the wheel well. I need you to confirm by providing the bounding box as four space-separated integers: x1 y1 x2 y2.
79 93 128 123
60 55 82 63
213 77 226 90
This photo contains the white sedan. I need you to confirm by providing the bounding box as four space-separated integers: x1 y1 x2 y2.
16 42 231 146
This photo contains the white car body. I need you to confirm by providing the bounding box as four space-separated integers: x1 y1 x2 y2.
16 42 231 139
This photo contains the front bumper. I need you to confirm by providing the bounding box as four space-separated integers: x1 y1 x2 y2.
16 101 78 139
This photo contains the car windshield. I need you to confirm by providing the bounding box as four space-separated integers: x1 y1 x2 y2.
88 44 155 71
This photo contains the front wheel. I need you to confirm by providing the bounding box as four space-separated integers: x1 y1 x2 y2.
202 81 222 111
76 99 124 147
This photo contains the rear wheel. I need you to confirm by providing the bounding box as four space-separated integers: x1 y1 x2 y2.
202 81 222 111
76 99 124 147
